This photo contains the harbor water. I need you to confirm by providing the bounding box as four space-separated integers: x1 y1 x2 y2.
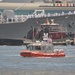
0 45 75 75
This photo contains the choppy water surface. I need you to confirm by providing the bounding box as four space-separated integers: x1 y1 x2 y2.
0 45 75 75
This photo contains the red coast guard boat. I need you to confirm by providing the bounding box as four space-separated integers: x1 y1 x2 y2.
20 41 65 57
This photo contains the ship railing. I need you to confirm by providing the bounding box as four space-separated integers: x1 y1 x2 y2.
32 9 45 16
12 10 75 22
26 10 75 19
15 15 28 22
0 15 28 23
0 10 75 23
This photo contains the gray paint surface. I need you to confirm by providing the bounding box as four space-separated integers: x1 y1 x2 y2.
0 14 75 39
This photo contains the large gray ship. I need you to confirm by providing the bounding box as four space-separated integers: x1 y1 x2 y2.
0 0 75 45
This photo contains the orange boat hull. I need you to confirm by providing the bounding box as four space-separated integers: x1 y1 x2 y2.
20 50 65 57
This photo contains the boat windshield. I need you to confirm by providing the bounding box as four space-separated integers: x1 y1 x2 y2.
42 45 53 50
27 46 41 50
27 43 54 52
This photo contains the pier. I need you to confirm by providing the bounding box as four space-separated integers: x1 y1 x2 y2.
22 37 75 46
0 37 75 46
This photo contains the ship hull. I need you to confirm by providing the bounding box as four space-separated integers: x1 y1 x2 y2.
0 14 75 39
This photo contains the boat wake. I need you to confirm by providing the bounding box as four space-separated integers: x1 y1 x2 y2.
65 55 75 58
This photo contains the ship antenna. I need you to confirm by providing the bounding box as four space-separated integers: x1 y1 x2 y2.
46 18 50 24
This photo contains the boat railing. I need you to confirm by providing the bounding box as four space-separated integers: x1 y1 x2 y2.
49 26 67 32
0 10 75 24
58 27 68 32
